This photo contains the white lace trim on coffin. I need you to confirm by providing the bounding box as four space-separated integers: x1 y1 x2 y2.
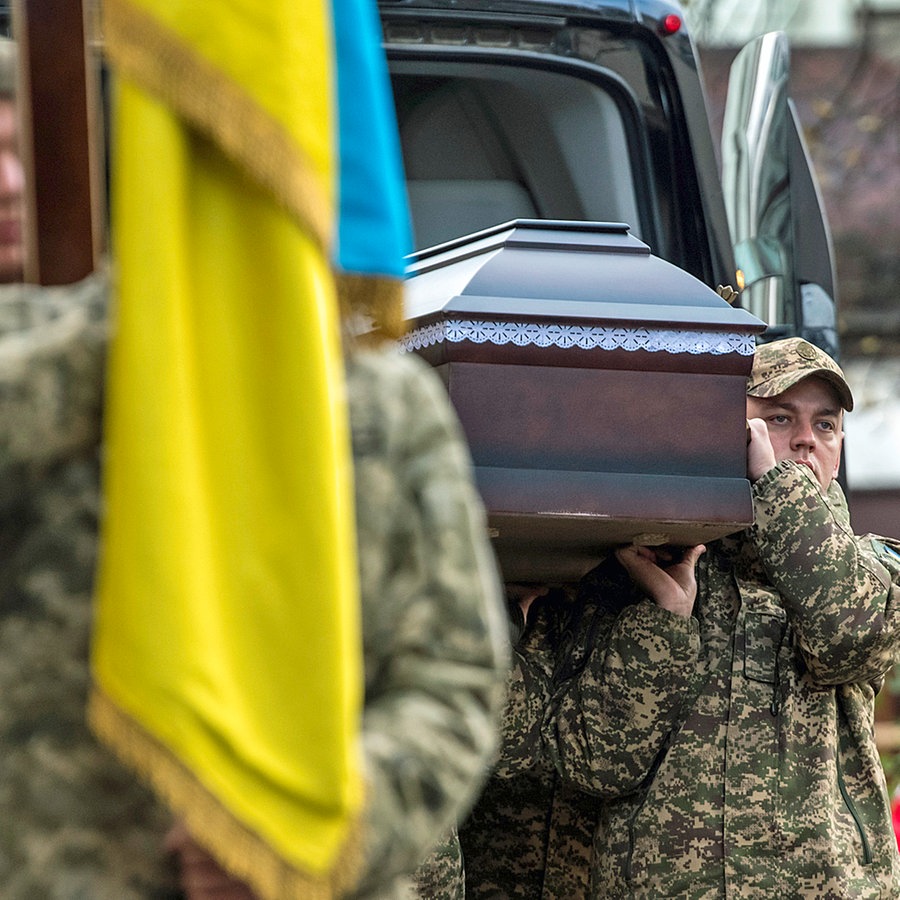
400 320 755 356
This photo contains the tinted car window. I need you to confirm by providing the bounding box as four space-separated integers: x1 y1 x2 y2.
391 60 641 250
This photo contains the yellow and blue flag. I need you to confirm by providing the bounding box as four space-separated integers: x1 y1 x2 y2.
330 0 411 337
90 1 410 898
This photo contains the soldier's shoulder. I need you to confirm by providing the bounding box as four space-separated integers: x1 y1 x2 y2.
0 271 108 335
347 344 461 450
864 535 900 579
347 343 439 402
0 274 109 476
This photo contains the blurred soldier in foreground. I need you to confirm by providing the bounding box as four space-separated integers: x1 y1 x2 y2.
168 330 510 900
93 0 510 893
0 258 508 900
0 14 509 896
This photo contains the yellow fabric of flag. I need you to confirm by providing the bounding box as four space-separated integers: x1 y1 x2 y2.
90 2 363 897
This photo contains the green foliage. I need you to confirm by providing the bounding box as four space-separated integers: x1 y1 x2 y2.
888 665 900 698
882 749 900 800
879 666 900 800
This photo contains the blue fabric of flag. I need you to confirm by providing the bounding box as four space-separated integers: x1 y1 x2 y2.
331 0 413 277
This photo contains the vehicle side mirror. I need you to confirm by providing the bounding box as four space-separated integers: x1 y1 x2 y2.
721 31 837 353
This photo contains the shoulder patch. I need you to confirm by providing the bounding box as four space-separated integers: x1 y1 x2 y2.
884 544 900 564
870 539 900 573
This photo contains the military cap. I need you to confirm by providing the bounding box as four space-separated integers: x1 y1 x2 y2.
747 337 854 411
0 38 15 97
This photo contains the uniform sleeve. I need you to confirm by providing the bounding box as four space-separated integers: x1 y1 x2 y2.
347 349 510 897
492 595 561 779
0 275 108 484
543 600 700 797
411 825 465 900
752 460 900 684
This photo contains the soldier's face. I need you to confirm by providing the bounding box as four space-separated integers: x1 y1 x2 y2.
746 376 844 490
0 97 24 283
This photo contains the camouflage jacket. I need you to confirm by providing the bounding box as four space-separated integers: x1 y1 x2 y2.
456 542 703 900
458 586 606 899
544 460 900 898
0 275 180 899
345 345 509 899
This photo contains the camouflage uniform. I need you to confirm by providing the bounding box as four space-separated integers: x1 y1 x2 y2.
540 462 900 898
345 344 509 899
0 274 180 899
458 585 600 899
460 557 699 900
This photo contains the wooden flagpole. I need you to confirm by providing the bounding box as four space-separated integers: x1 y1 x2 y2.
13 0 103 285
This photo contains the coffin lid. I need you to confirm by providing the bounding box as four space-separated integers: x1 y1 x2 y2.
403 219 766 341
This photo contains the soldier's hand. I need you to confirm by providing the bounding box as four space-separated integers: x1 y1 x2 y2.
165 821 257 899
506 583 550 627
747 416 777 482
614 544 705 618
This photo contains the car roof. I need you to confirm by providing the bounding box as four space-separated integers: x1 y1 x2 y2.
378 0 687 30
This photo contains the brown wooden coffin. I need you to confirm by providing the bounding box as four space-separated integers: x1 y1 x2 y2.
401 220 767 582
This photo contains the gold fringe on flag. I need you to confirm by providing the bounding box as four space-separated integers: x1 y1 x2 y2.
336 272 406 342
102 0 333 252
89 688 364 900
